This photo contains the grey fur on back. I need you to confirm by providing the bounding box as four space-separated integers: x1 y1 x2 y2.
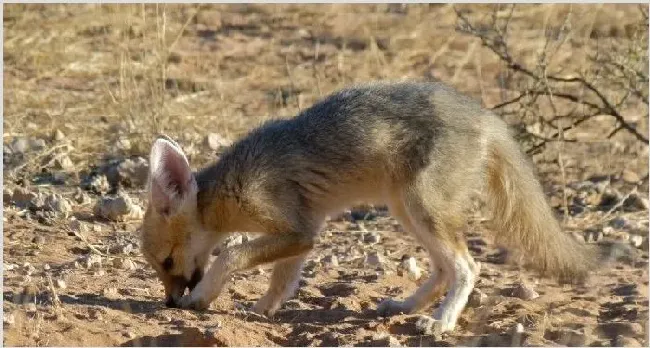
197 81 487 209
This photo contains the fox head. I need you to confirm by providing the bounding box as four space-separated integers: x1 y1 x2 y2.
139 137 216 308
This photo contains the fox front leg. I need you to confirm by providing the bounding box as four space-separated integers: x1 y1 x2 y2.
178 233 315 311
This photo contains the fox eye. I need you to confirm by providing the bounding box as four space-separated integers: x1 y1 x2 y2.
162 257 173 271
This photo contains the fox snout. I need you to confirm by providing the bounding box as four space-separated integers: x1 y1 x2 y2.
164 269 203 308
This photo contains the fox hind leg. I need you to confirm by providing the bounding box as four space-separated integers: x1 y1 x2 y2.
377 192 451 317
379 181 478 335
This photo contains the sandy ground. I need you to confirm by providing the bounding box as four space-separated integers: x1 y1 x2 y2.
3 4 649 347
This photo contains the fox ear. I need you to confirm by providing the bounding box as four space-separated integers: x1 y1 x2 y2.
148 137 197 216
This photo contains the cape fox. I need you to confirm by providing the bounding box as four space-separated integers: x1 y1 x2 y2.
139 81 595 334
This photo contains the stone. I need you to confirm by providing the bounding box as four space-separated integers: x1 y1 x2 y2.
622 169 640 183
94 194 141 221
321 255 339 267
584 229 604 243
52 129 66 141
630 235 644 249
116 157 149 188
3 313 15 326
365 251 383 267
82 174 110 195
597 322 643 339
11 187 42 210
510 281 539 300
102 287 119 299
54 155 74 170
69 218 87 233
83 254 103 269
113 258 136 270
363 232 381 244
55 279 67 289
545 328 586 346
623 192 649 211
400 256 422 281
614 335 642 347
44 194 72 216
371 332 401 346
204 133 232 151
467 288 487 307
225 234 243 248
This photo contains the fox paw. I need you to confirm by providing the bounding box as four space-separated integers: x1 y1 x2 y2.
178 294 209 311
251 296 280 317
377 299 409 317
414 316 453 336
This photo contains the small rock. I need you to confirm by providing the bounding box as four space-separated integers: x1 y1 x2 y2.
82 254 102 269
68 218 87 233
545 328 586 346
623 192 649 211
622 169 640 183
32 235 45 245
371 332 401 347
112 258 136 270
73 188 92 205
11 187 41 210
21 284 39 303
610 217 629 229
599 189 623 208
365 251 383 267
52 129 66 141
94 194 141 221
43 263 50 271
116 157 149 188
584 229 604 243
82 174 110 195
3 313 15 326
511 323 525 346
510 281 539 300
110 243 135 255
613 283 638 296
400 255 422 281
467 288 487 307
321 255 339 267
204 133 232 151
102 287 119 299
114 137 132 152
319 282 358 297
55 279 67 289
224 234 243 248
4 187 13 203
25 303 37 314
597 322 643 338
602 226 616 236
54 155 74 170
123 331 137 339
629 235 644 248
614 335 642 347
363 232 381 244
88 307 104 320
44 193 72 217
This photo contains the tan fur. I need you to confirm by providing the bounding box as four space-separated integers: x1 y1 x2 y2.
139 81 597 332
484 116 597 283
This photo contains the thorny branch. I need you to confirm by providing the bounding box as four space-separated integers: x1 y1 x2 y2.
454 5 649 152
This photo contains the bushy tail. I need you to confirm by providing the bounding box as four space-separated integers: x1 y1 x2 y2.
484 117 596 284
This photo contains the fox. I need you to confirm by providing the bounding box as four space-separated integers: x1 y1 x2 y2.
139 81 596 334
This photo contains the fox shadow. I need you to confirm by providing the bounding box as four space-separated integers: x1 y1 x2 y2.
3 290 161 315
